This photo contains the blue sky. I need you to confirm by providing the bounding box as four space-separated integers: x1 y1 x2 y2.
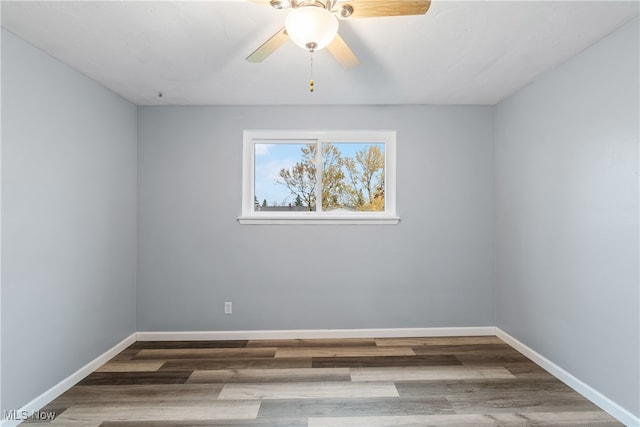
254 142 384 207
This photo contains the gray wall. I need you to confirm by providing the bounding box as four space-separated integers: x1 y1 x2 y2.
137 105 495 331
1 30 138 412
495 17 639 417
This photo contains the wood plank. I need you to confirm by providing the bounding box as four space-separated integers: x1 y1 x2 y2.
446 390 602 414
455 353 532 366
107 348 141 361
275 346 415 358
375 336 505 346
308 413 525 426
52 384 222 404
77 371 191 386
96 361 163 372
218 381 399 400
308 411 622 426
100 419 308 427
350 366 514 382
134 347 277 360
503 361 556 379
130 340 248 349
49 421 100 427
247 338 375 348
258 396 453 418
312 355 460 368
411 343 522 356
50 401 260 423
160 357 312 371
187 368 350 383
515 410 622 425
395 378 574 397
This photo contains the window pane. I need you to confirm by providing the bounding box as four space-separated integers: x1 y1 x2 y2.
321 142 385 212
254 142 317 212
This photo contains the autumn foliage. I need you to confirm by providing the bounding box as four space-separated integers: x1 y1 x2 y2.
277 143 385 212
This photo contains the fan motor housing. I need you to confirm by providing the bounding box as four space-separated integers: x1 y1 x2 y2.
272 0 336 10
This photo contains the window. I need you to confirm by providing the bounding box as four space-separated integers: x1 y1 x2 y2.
239 130 399 224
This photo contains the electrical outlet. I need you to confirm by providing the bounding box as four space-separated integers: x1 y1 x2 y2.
224 301 232 314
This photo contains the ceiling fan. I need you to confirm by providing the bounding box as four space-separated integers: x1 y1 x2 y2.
246 0 432 69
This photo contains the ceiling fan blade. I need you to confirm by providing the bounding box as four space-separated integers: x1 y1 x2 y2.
337 0 431 18
327 34 360 69
246 27 289 63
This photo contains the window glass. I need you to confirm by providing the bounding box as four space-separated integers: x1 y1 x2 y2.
321 142 385 212
254 142 316 211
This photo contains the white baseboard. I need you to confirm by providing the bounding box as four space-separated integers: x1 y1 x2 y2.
135 326 497 341
0 333 136 427
495 328 640 427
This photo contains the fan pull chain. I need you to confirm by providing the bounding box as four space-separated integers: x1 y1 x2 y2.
309 50 315 93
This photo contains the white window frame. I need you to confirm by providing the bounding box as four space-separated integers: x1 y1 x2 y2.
238 130 399 225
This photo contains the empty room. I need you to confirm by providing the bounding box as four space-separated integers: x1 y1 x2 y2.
1 0 638 426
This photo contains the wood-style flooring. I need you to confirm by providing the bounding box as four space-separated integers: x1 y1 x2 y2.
24 336 622 426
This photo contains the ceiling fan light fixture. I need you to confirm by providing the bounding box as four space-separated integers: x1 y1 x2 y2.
340 5 353 18
285 6 339 51
270 0 290 9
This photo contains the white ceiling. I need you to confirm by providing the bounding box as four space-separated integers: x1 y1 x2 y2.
1 1 637 106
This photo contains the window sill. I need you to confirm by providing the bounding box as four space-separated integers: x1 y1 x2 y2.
237 216 401 225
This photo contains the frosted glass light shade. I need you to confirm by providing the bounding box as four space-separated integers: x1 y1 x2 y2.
285 6 339 51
